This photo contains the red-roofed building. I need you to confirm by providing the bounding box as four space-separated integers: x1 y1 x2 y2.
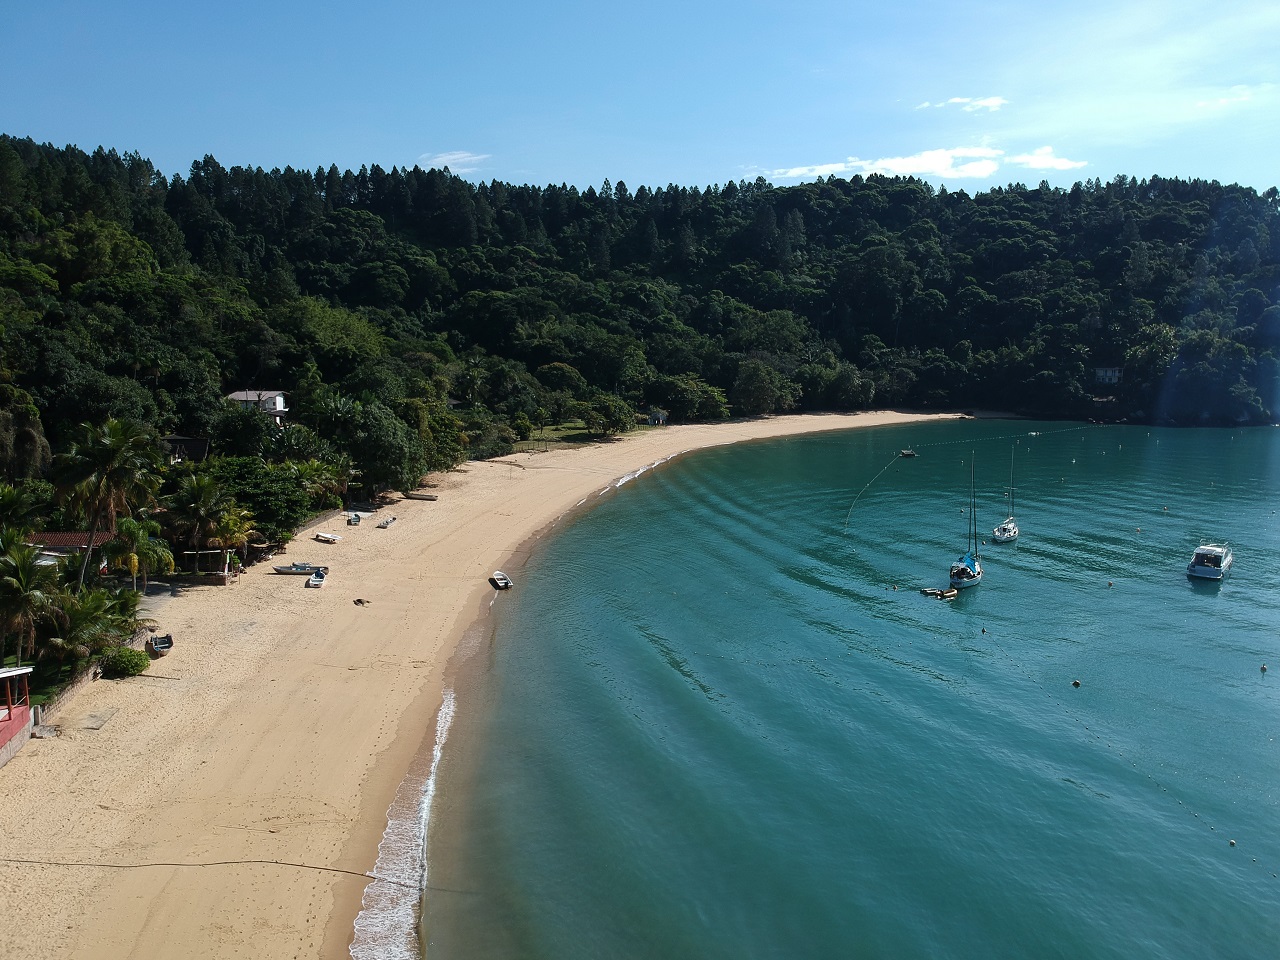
29 531 117 554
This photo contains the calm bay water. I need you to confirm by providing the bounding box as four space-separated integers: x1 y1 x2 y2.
420 421 1280 960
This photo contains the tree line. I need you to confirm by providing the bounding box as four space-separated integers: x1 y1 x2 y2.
2 135 1276 683
2 135 1279 474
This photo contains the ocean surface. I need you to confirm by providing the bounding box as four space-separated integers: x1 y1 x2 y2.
414 420 1280 960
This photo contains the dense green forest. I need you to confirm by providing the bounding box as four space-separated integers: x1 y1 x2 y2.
3 134 1280 488
2 135 1278 676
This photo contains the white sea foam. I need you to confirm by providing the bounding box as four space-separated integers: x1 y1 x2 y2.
349 688 456 960
612 454 682 489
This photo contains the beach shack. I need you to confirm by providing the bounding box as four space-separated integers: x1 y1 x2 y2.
0 666 34 770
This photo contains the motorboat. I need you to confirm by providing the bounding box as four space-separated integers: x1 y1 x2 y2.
347 513 362 525
950 457 983 589
377 516 397 529
273 561 329 575
314 532 342 544
491 571 513 590
307 569 327 588
1187 543 1232 580
899 448 917 458
402 491 439 501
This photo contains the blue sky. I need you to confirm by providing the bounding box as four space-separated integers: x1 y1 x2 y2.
2 0 1277 193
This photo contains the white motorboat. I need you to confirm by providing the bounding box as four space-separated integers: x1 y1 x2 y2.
307 569 327 588
1187 543 1232 580
314 532 342 544
492 571 513 590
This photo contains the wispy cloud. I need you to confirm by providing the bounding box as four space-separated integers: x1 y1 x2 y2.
417 150 492 174
771 146 1003 181
770 144 1088 182
915 96 1009 112
1006 146 1087 171
1195 82 1274 110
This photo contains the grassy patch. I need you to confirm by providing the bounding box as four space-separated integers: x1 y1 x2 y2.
511 421 654 453
1 653 81 705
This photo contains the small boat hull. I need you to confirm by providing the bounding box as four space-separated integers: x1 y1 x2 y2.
491 571 513 590
146 634 174 657
950 552 982 589
273 563 328 575
992 519 1018 543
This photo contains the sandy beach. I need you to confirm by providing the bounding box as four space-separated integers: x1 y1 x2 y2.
0 411 955 960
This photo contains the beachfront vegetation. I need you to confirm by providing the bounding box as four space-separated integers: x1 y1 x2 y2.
98 644 150 678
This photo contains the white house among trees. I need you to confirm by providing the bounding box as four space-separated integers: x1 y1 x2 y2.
226 390 289 427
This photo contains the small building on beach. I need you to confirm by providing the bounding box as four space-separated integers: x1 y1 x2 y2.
0 666 34 770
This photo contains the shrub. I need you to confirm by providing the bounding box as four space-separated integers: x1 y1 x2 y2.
99 645 150 678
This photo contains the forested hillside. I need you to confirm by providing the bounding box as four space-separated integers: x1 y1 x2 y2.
2 134 1279 483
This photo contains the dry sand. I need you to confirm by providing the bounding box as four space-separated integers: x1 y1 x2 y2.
0 411 956 960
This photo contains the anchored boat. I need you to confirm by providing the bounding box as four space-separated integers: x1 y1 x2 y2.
1187 543 1232 580
950 457 983 589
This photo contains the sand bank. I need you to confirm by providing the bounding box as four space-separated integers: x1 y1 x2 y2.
0 411 955 960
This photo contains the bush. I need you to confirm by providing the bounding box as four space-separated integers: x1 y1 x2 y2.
99 645 150 678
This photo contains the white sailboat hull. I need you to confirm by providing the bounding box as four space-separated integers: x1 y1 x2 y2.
992 519 1018 543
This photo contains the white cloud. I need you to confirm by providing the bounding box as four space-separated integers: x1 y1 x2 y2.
915 96 1008 112
770 144 1091 182
964 96 1008 112
417 150 492 174
1006 146 1088 171
771 146 1004 181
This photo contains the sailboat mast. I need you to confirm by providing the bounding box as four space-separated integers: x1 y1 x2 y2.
970 456 978 554
1009 445 1015 518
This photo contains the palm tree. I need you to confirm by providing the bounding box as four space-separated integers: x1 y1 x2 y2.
51 419 165 586
165 475 234 572
102 515 174 592
290 458 347 508
0 483 47 535
0 541 62 666
208 505 258 574
41 587 154 664
39 588 113 664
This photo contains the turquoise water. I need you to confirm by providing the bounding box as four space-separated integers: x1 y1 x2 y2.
422 421 1280 960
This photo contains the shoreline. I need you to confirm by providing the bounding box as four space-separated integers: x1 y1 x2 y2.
0 411 958 960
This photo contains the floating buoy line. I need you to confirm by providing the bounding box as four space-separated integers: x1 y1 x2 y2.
842 423 1102 532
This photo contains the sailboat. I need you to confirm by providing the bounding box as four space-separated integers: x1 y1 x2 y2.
992 445 1019 543
950 457 983 589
